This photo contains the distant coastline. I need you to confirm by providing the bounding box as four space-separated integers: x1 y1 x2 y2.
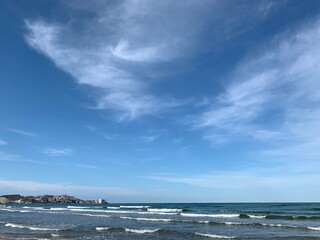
0 194 107 204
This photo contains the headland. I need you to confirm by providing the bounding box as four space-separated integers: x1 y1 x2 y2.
0 194 107 204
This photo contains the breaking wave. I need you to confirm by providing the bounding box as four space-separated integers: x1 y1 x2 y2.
107 207 121 209
5 223 61 231
67 206 94 209
125 228 160 234
307 227 320 231
75 213 110 218
195 232 235 238
95 227 111 231
147 208 183 213
120 216 174 222
95 226 160 234
120 205 149 209
181 213 239 218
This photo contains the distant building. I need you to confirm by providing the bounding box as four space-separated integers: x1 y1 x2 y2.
97 198 107 204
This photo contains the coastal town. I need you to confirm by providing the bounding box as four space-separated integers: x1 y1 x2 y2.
0 194 107 204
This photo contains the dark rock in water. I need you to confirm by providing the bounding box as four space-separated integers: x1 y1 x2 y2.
0 194 107 204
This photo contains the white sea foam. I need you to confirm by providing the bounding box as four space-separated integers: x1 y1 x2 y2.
104 209 177 215
0 208 33 213
121 216 173 222
69 208 106 213
76 213 110 218
47 208 69 211
103 210 140 214
147 208 183 213
22 206 44 210
224 222 243 225
181 213 239 218
307 227 320 231
136 211 177 215
186 220 210 224
22 206 38 209
95 227 110 231
0 208 19 212
125 228 159 234
120 205 149 209
107 206 121 209
67 206 93 209
248 214 266 219
198 220 210 224
261 223 297 228
69 208 129 214
5 223 60 231
51 233 60 237
195 232 235 238
53 207 177 215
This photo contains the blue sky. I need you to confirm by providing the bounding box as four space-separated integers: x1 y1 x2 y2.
1 0 320 202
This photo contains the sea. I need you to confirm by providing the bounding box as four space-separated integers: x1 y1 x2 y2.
1 203 320 239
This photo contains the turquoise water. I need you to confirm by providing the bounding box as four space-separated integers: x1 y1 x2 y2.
1 203 320 239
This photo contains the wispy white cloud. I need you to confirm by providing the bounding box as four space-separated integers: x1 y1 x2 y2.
84 125 97 132
42 148 73 156
145 163 320 201
194 18 320 155
0 151 20 161
24 18 177 121
75 164 98 169
0 139 8 146
0 151 46 164
139 135 158 143
138 157 162 163
84 125 117 140
7 128 38 137
24 1 275 121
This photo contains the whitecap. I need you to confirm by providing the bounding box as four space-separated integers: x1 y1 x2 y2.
195 232 235 238
121 216 173 222
67 206 93 209
224 222 243 225
307 226 320 231
67 208 177 215
5 223 60 231
69 208 106 213
135 211 177 215
125 228 159 234
261 223 298 229
96 227 110 231
178 219 210 224
147 208 183 213
248 214 266 219
22 206 43 210
76 213 110 217
0 209 19 212
120 205 149 209
46 208 68 211
181 213 239 218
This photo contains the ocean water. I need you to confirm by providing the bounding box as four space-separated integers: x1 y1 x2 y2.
1 203 320 239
